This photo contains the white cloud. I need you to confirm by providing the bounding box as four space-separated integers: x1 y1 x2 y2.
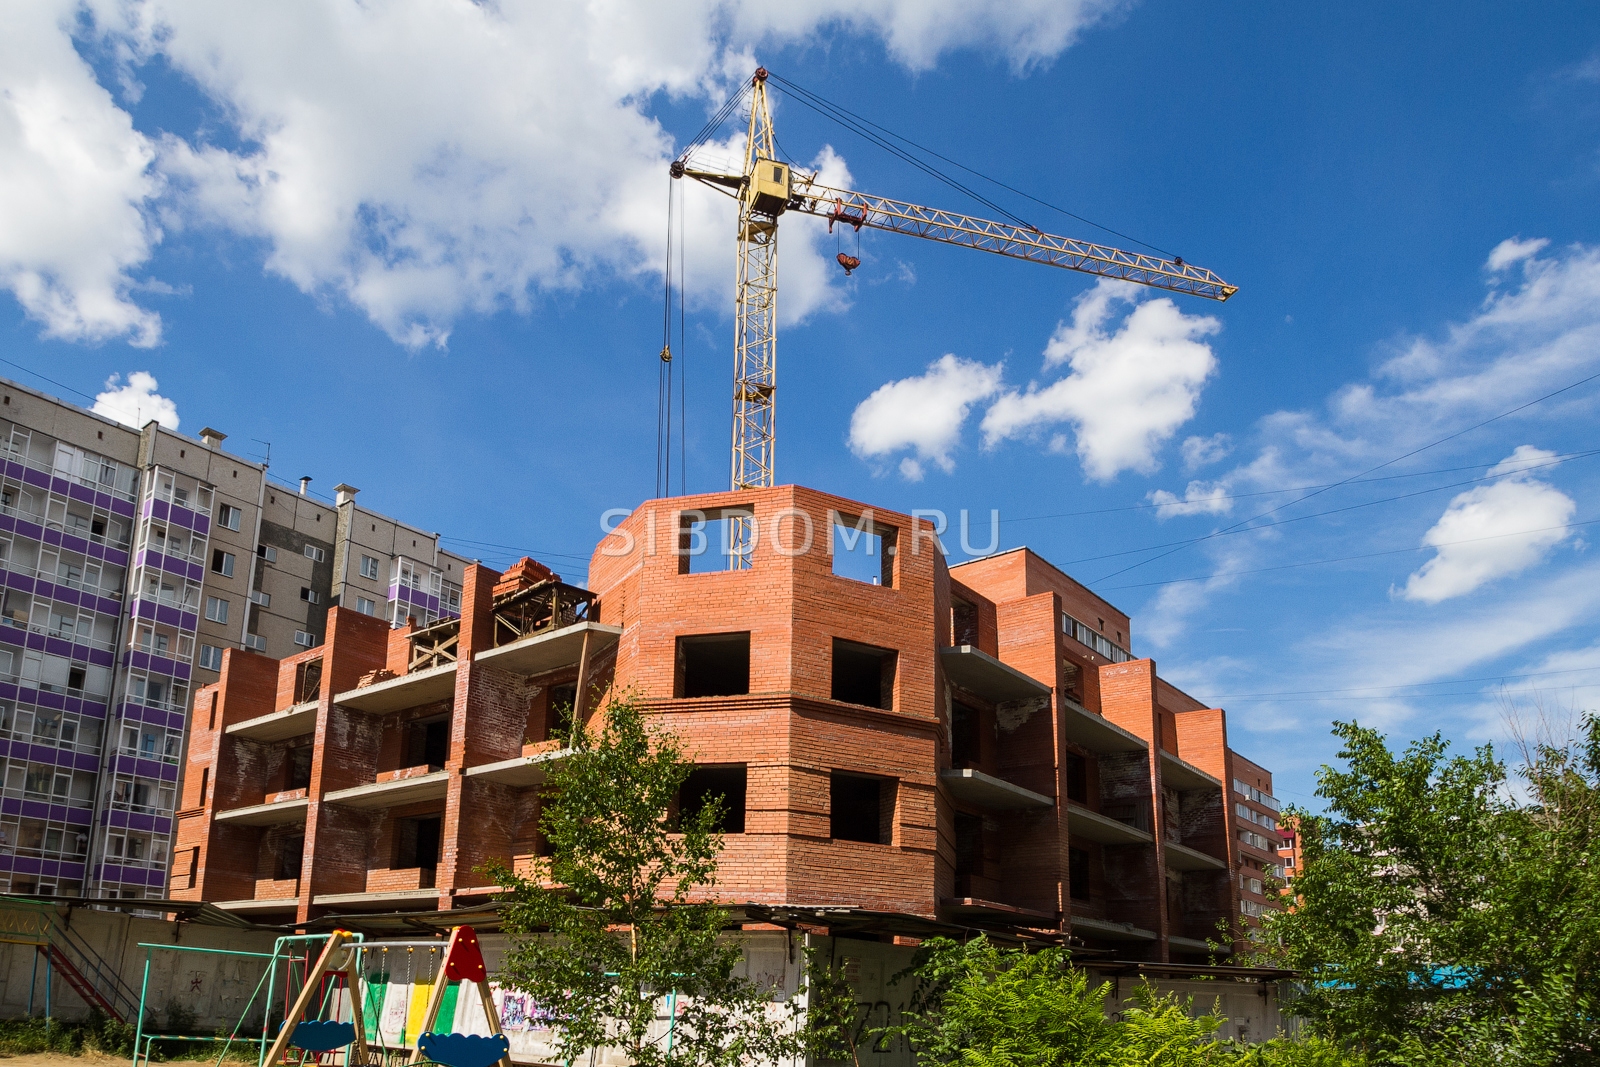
1148 480 1231 520
92 372 179 428
980 281 1221 481
1400 445 1577 603
848 354 1004 478
1485 236 1550 272
0 0 161 345
1181 432 1232 471
3 0 1123 349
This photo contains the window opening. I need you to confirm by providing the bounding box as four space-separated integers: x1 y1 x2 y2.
1069 846 1091 900
676 633 750 698
395 815 442 869
678 765 747 834
1065 754 1088 804
830 514 896 586
406 716 450 769
831 639 896 709
830 771 891 844
951 702 981 769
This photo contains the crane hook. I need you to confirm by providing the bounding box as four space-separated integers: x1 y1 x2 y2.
836 253 861 275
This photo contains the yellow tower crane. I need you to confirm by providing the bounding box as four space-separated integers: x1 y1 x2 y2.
670 68 1237 563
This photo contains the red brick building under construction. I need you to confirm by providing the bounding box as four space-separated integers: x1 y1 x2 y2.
172 484 1284 960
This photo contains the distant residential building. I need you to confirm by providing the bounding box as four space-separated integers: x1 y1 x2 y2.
0 377 467 901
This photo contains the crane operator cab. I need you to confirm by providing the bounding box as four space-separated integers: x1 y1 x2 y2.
748 158 791 216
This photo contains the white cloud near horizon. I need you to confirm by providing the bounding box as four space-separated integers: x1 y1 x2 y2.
1181 432 1233 471
92 371 179 428
848 354 1004 480
1148 480 1232 519
1485 236 1550 272
981 281 1222 481
1 0 1126 348
1400 445 1577 603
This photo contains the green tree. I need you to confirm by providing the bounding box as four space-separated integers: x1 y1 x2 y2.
490 693 797 1067
1252 716 1600 1065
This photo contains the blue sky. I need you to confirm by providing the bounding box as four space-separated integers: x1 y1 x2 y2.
5 1 1600 808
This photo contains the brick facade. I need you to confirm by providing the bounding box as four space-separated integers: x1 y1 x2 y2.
173 484 1282 957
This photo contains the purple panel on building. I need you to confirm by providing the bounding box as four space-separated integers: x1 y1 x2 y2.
12 856 40 875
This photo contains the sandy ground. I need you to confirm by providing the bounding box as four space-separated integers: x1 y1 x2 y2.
0 1054 128 1067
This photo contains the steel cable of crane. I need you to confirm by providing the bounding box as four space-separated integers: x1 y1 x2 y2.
1089 368 1600 583
764 71 1177 258
678 80 754 164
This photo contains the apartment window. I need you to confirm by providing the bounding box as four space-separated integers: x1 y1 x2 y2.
395 815 442 869
678 765 747 834
276 833 305 880
217 504 242 531
675 633 750 698
257 544 277 563
249 590 271 607
304 545 325 563
197 644 223 672
830 771 892 844
951 702 981 769
211 550 235 577
293 631 316 648
831 639 896 710
244 633 267 653
1065 754 1089 804
405 716 450 769
286 746 313 790
1069 846 1091 901
356 596 375 616
300 587 321 604
360 554 381 579
951 598 978 646
204 596 229 624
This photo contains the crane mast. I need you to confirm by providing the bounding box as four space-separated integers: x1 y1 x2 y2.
673 68 1236 565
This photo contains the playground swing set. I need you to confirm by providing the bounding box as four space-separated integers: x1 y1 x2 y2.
131 926 513 1067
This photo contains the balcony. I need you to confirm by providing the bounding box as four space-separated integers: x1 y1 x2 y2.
310 888 441 910
1163 841 1228 872
1070 915 1157 942
1061 698 1148 754
225 701 318 742
939 645 1051 703
1066 801 1154 845
475 620 622 678
940 768 1052 811
214 896 300 915
214 797 309 827
323 769 449 810
464 746 572 789
1160 751 1222 791
333 662 457 715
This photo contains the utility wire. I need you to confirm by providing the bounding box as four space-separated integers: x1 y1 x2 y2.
1095 516 1600 591
765 71 1177 258
1056 448 1600 570
1003 448 1598 525
0 357 100 404
1090 369 1600 584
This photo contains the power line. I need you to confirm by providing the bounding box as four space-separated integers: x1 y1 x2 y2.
1090 369 1600 584
0 357 100 403
1004 448 1597 526
1058 448 1600 571
1096 517 1600 591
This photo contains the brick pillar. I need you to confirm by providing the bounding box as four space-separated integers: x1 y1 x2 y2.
1097 659 1170 960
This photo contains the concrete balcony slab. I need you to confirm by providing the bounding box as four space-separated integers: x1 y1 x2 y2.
1161 751 1222 791
214 897 300 913
324 770 449 810
1066 801 1154 845
1061 698 1148 754
940 645 1051 703
334 663 457 715
465 748 571 789
1169 935 1218 955
311 889 440 910
1164 841 1228 872
225 701 317 742
940 768 1053 811
941 897 1056 923
1070 915 1158 941
214 797 309 826
475 621 623 678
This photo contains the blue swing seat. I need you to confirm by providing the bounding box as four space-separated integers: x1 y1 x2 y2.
287 1020 357 1052
417 1032 509 1067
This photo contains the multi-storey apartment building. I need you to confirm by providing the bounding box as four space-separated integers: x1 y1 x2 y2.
0 378 468 902
174 484 1281 958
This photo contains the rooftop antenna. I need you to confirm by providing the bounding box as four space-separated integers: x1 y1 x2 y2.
252 439 272 467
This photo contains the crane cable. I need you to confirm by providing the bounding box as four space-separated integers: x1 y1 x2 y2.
656 175 675 497
762 71 1180 259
